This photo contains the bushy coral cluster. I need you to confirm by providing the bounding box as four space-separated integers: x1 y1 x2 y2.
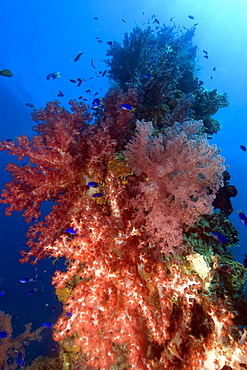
126 119 225 255
106 25 229 133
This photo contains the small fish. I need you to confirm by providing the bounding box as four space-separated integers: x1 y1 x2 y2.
204 55 209 59
148 41 157 47
88 181 99 188
94 92 99 97
210 76 213 79
78 96 83 99
86 89 91 94
120 104 136 111
122 18 127 23
28 289 36 295
66 227 78 234
51 343 60 352
213 67 216 71
95 37 100 39
82 98 87 101
0 291 5 297
92 98 102 109
0 331 8 338
50 306 57 312
238 210 247 226
17 351 24 366
91 57 96 69
193 23 199 26
46 72 61 80
77 78 83 87
74 52 83 62
153 18 160 24
31 216 41 224
57 90 64 97
199 80 204 85
240 145 247 152
92 192 103 198
102 70 107 77
107 41 113 46
243 254 247 268
211 231 229 245
69 79 77 83
170 17 174 22
203 50 208 54
94 17 99 20
20 277 31 284
25 103 36 108
97 40 103 45
188 15 194 19
41 322 53 328
0 69 13 77
142 74 151 79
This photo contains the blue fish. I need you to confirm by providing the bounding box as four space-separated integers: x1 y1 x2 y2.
188 15 194 19
0 331 8 338
92 98 103 109
148 41 157 47
74 52 83 62
211 231 229 245
66 227 78 234
240 145 247 152
46 72 61 80
41 322 53 328
17 351 24 365
19 277 31 284
25 103 36 108
120 104 136 111
243 255 247 268
142 74 151 79
87 181 99 188
51 343 60 352
238 210 247 226
92 192 103 198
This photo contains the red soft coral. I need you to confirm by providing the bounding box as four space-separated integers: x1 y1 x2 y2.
126 119 225 255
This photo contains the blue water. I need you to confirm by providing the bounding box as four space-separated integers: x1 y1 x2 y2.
0 0 247 365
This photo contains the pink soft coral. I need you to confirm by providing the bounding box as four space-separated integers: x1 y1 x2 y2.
126 119 225 255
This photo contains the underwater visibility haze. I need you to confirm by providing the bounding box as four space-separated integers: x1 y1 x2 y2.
1 0 247 368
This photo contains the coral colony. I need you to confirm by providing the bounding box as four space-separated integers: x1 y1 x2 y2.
1 24 247 369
